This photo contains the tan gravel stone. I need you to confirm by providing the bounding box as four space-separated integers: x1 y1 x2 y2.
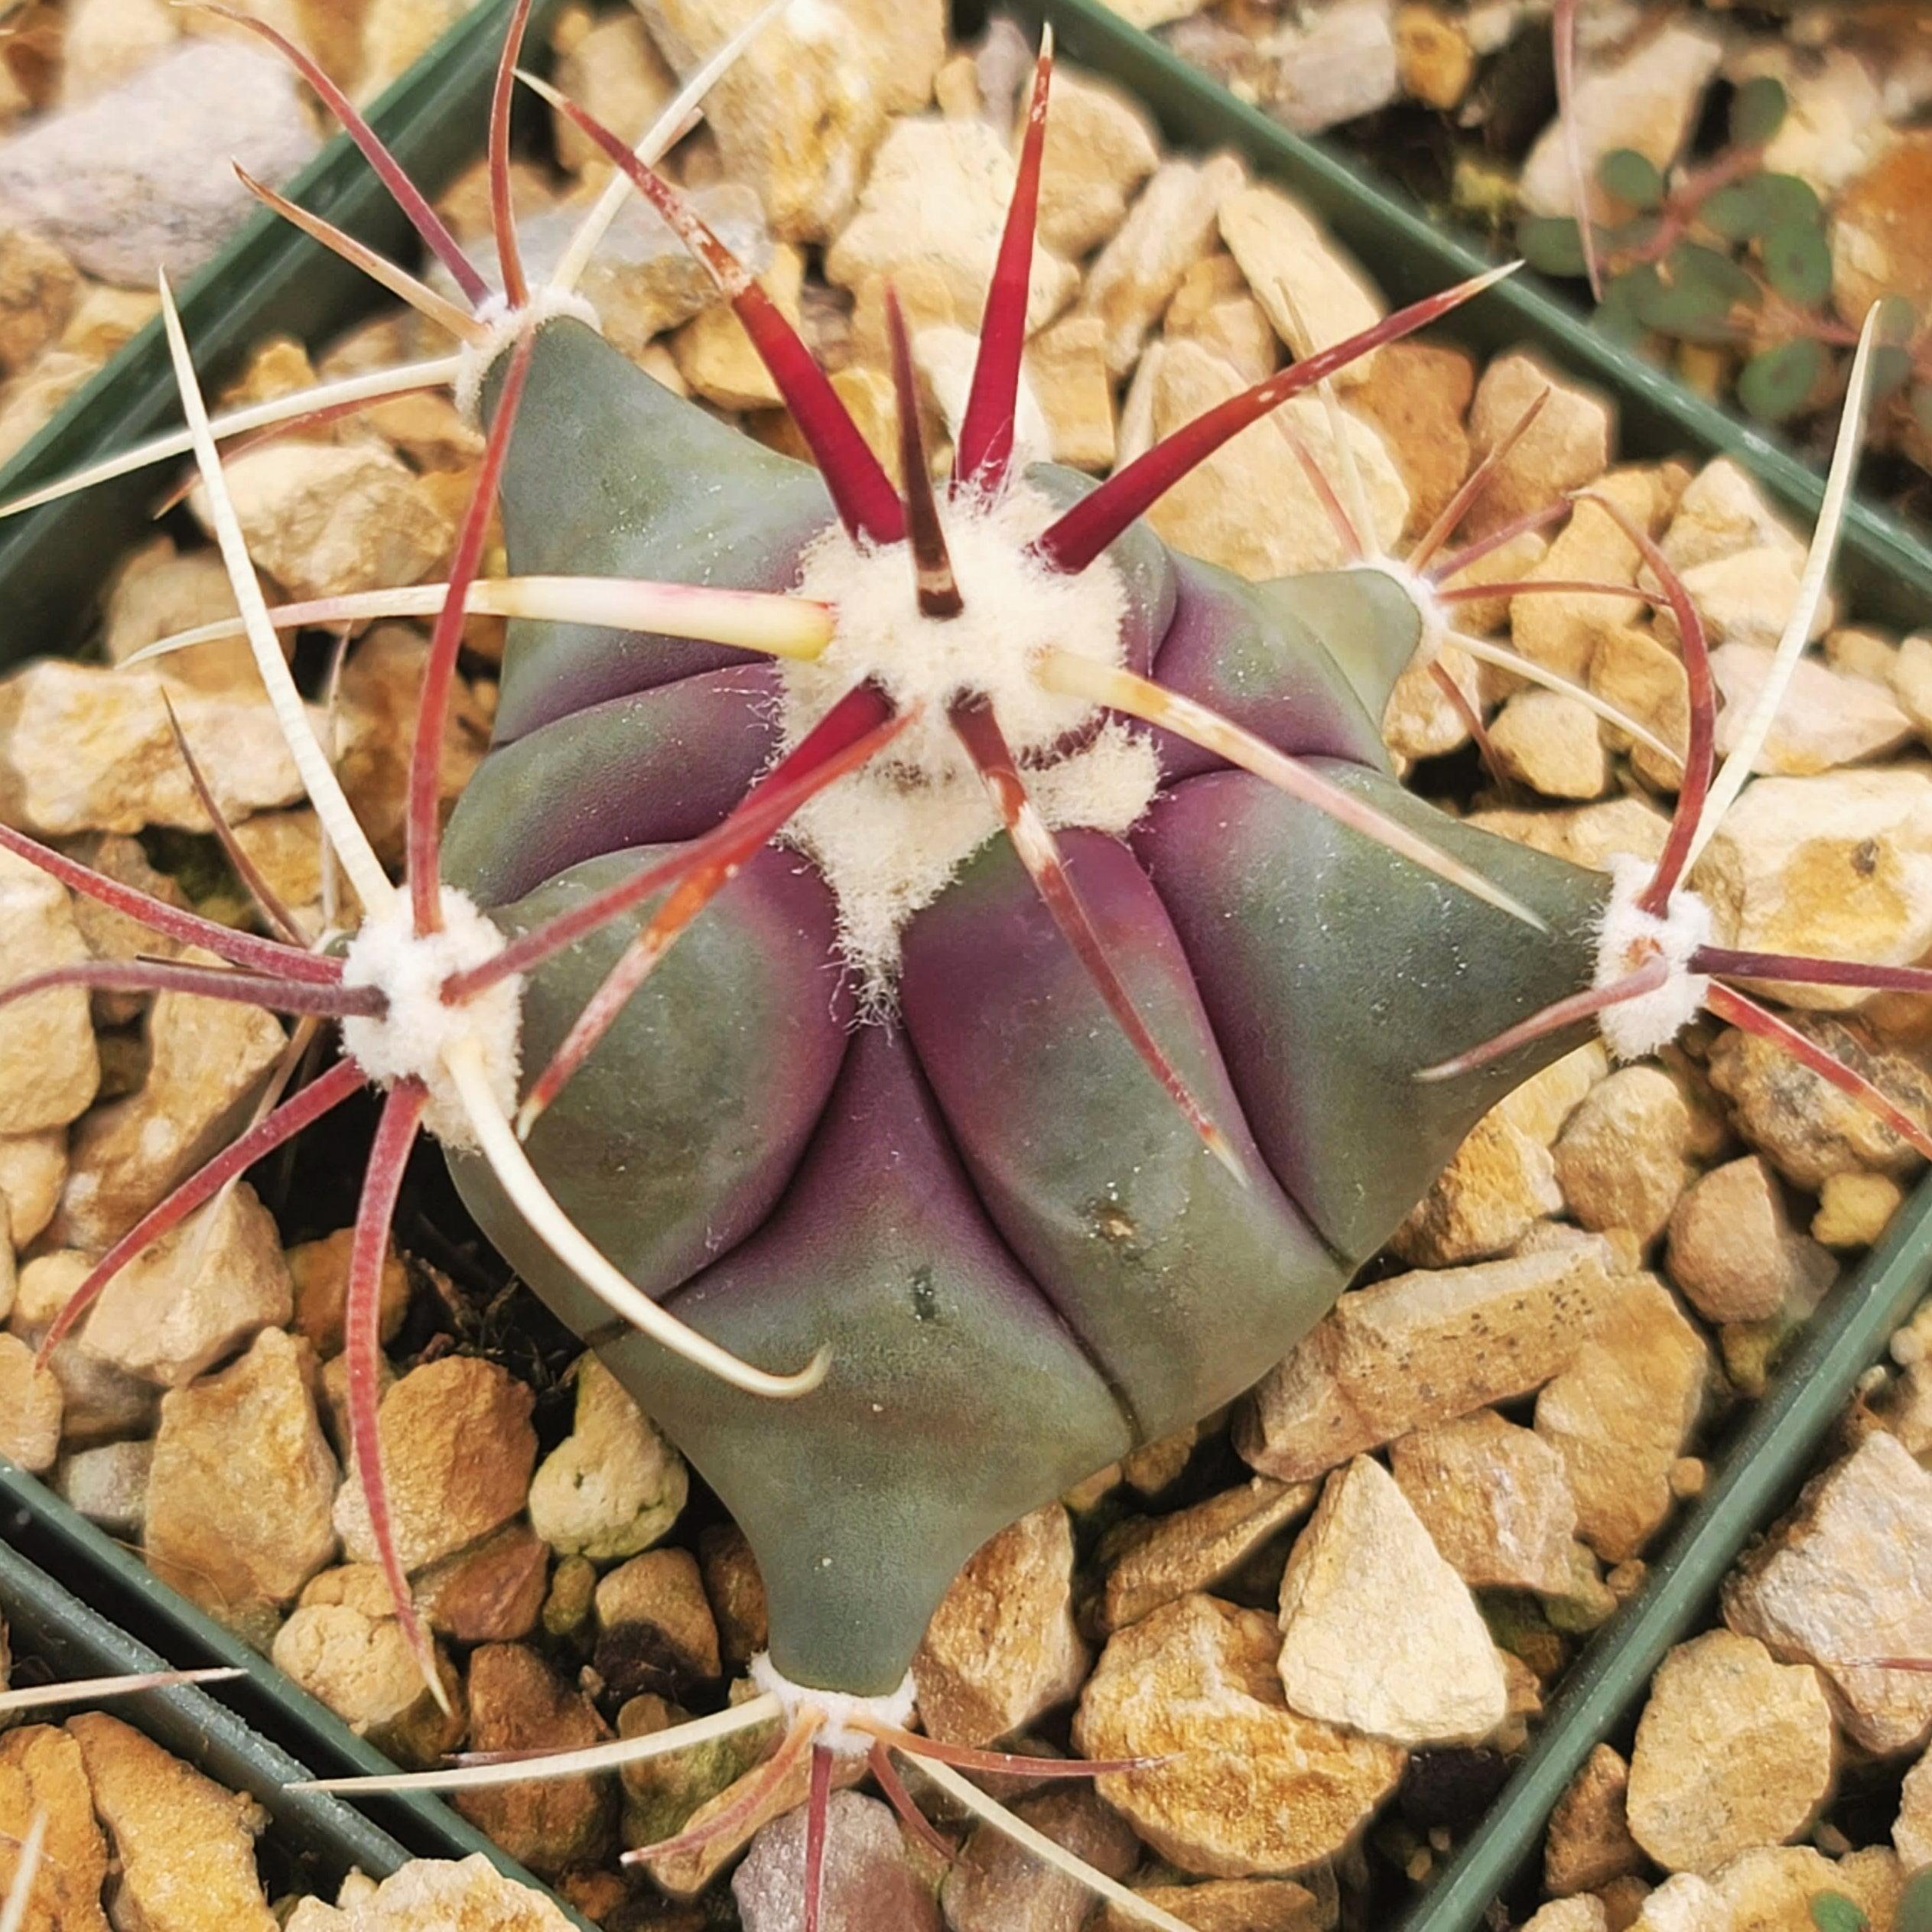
1630 1847 1904 1932
827 115 1075 332
1074 1592 1406 1877
0 1128 65 1244
0 1330 60 1471
417 1522 549 1645
1276 1456 1506 1746
54 1436 151 1535
942 1785 1138 1932
455 1644 614 1877
699 1522 767 1669
1163 255 1277 385
1218 184 1384 386
550 9 674 177
1079 154 1247 378
1510 472 1659 684
0 847 96 1135
1025 312 1116 473
1666 1156 1836 1325
595 1546 719 1687
1546 1743 1644 1897
1536 1277 1709 1563
1465 353 1611 540
640 0 944 243
287 1225 410 1359
1815 1171 1906 1250
285 1852 581 1931
0 1722 109 1932
1097 1476 1316 1637
145 1326 339 1621
10 1251 157 1444
1348 339 1474 538
528 1355 687 1561
1390 1410 1580 1593
77 1183 291 1387
1625 1631 1835 1874
1491 690 1608 799
335 1357 537 1574
0 225 76 375
672 242 805 411
914 1504 1085 1745
69 1712 275 1932
1240 1238 1624 1482
1661 458 1806 577
1692 768 1932 1013
1393 1099 1564 1268
1524 1902 1608 1932
190 441 449 604
1553 1067 1697 1247
1033 66 1159 259
1092 1877 1329 1932
1709 1015 1932 1188
1723 1431 1932 1755
1710 645 1911 777
1143 340 1406 579
1898 1746 1932 1872
53 974 284 1250
1833 131 1932 325
272 1576 461 1764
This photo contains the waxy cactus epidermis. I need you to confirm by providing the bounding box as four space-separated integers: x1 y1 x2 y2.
441 317 1605 1695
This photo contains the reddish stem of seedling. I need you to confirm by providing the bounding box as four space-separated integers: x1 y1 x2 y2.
1551 0 1601 304
347 1079 441 1702
161 693 306 943
948 694 1239 1177
865 1741 956 1865
1036 266 1515 575
0 960 379 1019
0 825 342 982
1580 492 1714 912
537 82 906 547
885 287 961 618
1410 389 1550 574
803 1742 833 1932
197 5 487 306
1415 956 1670 1084
1693 949 1932 997
1705 982 1932 1162
1426 499 1573 584
490 0 534 309
37 1056 366 1364
955 34 1052 496
622 1709 821 1868
408 329 534 935
514 688 912 1126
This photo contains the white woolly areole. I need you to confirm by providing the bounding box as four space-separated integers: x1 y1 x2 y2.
340 887 523 1149
749 1653 916 1759
780 480 1155 992
1594 852 1713 1062
454 290 603 422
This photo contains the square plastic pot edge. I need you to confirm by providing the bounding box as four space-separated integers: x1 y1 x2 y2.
0 1535 418 1902
977 0 1932 636
0 0 564 669
0 1459 598 1930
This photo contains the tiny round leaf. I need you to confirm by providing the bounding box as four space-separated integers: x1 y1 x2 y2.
1763 223 1832 307
1703 180 1771 243
1731 74 1787 148
1738 338 1825 421
1517 215 1589 278
1599 147 1664 210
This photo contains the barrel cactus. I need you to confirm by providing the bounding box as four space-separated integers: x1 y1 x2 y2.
5 6 1927 1922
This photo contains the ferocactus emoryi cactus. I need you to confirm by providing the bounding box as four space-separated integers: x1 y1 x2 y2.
2 5 1927 1920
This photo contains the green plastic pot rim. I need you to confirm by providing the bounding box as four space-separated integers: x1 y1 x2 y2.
985 0 1932 636
0 1534 415 1898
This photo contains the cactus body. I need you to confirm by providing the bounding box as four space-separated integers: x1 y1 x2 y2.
442 318 1605 1694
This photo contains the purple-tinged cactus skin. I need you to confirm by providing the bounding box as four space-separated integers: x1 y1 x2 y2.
438 308 1606 1693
